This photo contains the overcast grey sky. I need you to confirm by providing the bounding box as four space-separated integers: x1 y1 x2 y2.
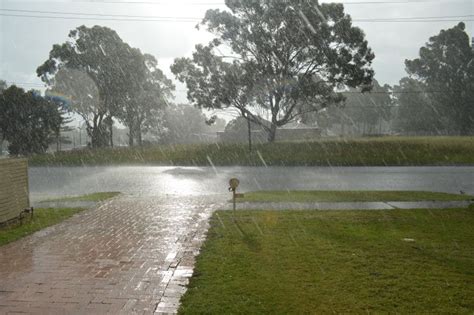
1 0 473 107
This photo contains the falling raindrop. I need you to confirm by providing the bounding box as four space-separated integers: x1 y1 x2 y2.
206 155 218 175
256 150 268 168
298 10 317 34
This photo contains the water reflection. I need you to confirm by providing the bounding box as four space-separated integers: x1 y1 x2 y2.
29 166 474 202
158 175 201 195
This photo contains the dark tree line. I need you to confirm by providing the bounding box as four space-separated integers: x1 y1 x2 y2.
37 25 174 148
0 83 62 155
396 22 474 135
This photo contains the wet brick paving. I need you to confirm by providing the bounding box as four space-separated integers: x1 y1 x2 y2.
0 196 222 314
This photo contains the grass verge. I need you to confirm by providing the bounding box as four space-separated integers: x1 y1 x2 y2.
45 192 121 202
0 208 84 246
29 136 474 166
179 208 474 314
238 190 474 202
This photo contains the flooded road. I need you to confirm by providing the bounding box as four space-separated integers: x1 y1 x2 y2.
29 166 474 201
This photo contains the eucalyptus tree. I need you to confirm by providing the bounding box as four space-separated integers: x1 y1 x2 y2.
120 54 174 146
0 80 6 145
393 77 445 135
341 80 392 134
172 0 374 141
45 68 107 147
37 25 143 147
0 86 62 155
405 22 474 135
172 44 257 148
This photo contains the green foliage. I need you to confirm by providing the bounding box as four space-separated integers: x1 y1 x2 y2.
342 81 392 134
37 25 133 148
405 22 474 135
0 85 62 156
179 209 474 314
28 136 474 166
156 104 214 144
37 25 173 148
172 0 374 141
0 80 6 144
305 79 392 135
238 190 474 203
393 77 444 134
119 53 174 146
0 208 84 246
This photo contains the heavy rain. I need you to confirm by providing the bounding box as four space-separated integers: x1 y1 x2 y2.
0 0 473 314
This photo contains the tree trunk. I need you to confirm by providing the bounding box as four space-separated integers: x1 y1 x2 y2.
91 126 108 148
89 114 109 148
247 116 252 152
91 128 101 148
137 125 142 146
128 126 134 147
267 123 277 142
109 120 114 148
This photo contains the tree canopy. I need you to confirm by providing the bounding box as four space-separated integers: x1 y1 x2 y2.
405 22 474 135
0 85 62 155
37 25 173 147
37 25 135 147
393 77 444 135
45 68 106 147
155 104 223 144
118 54 175 146
172 0 374 141
341 81 392 134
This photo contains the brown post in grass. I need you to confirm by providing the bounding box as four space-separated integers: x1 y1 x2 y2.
229 178 240 220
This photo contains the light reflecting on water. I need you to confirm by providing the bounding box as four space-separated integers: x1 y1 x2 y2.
157 175 201 195
29 166 474 202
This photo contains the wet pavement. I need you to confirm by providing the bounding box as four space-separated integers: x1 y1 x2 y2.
29 166 474 202
0 195 223 314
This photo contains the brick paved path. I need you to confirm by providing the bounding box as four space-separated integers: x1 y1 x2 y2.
0 196 221 314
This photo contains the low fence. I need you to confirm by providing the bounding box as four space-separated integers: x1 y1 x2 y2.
0 158 29 223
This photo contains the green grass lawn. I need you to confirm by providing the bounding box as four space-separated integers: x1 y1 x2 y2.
238 190 474 203
29 136 474 166
45 191 121 202
179 208 474 314
0 208 84 246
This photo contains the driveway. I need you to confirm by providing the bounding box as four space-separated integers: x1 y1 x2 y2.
0 195 222 314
